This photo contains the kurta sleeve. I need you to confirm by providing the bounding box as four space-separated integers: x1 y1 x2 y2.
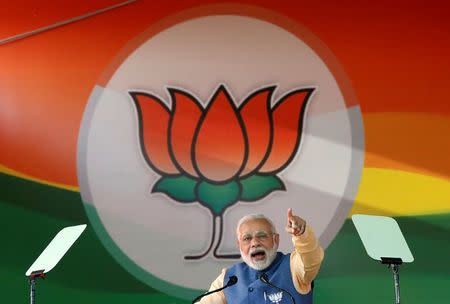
199 268 227 304
289 224 324 294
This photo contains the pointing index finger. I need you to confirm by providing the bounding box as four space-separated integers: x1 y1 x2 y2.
287 208 293 225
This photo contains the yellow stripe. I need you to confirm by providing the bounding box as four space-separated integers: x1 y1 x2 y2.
350 167 450 216
0 165 79 192
1 165 449 216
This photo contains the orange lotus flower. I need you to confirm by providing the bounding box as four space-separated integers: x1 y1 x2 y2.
130 85 314 209
131 85 313 180
130 84 314 259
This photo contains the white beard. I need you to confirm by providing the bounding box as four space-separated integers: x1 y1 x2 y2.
241 245 278 271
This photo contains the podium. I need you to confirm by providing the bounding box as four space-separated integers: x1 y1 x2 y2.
25 224 87 304
352 214 414 304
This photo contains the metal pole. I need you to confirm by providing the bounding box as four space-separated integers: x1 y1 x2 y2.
0 0 137 46
390 264 400 304
29 277 36 304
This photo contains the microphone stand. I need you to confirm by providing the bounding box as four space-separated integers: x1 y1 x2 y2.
192 276 238 303
260 273 296 304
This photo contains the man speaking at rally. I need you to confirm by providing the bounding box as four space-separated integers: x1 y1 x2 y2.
197 208 324 303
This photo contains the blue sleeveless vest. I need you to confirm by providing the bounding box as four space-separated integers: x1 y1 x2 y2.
224 252 313 304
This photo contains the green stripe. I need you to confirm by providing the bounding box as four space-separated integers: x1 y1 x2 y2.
0 172 85 221
0 173 448 303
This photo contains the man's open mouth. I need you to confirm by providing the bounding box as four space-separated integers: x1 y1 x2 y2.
251 250 266 261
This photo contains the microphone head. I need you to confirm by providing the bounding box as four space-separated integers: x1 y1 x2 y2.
227 275 238 286
259 273 269 283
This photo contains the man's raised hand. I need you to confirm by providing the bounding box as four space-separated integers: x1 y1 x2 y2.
285 208 306 236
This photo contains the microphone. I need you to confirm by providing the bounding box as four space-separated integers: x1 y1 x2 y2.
260 273 296 304
192 275 238 303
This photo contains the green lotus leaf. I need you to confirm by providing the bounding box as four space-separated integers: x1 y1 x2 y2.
240 174 285 201
152 175 198 202
196 180 241 215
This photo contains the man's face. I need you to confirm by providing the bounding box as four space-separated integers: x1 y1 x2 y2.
237 218 279 270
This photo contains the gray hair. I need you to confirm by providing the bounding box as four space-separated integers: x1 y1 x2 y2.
236 214 277 237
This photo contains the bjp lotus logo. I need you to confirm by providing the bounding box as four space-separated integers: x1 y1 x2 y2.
79 11 363 297
130 84 314 259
